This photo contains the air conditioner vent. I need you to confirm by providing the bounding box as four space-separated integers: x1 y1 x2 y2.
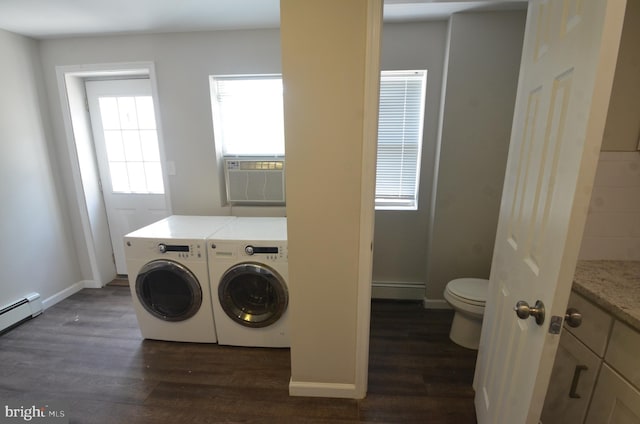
224 157 285 205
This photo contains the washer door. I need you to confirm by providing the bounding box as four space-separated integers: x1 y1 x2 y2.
135 260 202 322
218 263 288 328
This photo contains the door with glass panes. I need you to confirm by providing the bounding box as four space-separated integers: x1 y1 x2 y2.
86 79 169 274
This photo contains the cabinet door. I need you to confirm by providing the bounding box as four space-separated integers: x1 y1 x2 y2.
586 364 640 424
541 331 601 424
605 321 640 389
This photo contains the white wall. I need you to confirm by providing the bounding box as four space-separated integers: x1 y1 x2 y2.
37 24 449 289
38 30 283 219
281 0 380 399
35 16 527 301
581 2 640 261
579 152 640 260
65 74 115 284
425 10 526 304
0 29 82 308
38 30 284 284
372 21 448 295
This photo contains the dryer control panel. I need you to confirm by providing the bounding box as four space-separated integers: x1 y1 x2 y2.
244 245 278 255
210 242 287 262
242 244 287 262
155 242 204 259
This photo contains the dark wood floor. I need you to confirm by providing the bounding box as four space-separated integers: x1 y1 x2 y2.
0 287 477 423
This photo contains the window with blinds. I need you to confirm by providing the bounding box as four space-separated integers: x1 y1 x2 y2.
375 70 427 210
209 71 426 210
210 75 285 156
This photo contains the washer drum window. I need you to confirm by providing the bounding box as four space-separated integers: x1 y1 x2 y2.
218 263 288 328
136 260 203 322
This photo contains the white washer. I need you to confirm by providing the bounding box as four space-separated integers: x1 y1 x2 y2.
208 217 289 347
124 215 235 343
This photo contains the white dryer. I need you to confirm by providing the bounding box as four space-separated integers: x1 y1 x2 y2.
124 215 235 343
208 217 289 347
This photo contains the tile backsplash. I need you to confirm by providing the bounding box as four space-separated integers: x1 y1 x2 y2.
579 151 640 261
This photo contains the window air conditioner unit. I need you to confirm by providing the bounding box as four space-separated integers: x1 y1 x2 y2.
224 157 285 205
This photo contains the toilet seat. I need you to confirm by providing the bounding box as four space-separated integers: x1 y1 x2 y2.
445 278 488 306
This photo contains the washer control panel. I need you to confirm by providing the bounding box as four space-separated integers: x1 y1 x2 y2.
158 243 190 254
125 239 205 259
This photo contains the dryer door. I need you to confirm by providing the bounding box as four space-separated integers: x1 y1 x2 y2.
135 260 202 322
218 263 288 328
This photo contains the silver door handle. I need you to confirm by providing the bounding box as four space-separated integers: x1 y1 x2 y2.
514 300 545 325
565 308 582 328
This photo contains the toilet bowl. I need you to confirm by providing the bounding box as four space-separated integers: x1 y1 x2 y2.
444 278 489 350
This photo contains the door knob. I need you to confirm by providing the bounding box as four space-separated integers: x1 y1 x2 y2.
514 300 545 325
565 308 582 328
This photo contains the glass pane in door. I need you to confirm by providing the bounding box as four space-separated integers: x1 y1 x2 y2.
98 96 164 194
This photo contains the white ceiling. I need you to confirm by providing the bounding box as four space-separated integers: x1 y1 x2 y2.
0 0 526 39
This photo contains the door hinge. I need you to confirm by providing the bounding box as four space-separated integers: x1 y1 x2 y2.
112 252 116 265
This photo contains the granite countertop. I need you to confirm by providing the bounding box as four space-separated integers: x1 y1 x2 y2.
573 260 640 332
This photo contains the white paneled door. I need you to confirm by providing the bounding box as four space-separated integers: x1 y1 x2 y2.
86 79 169 274
474 1 626 423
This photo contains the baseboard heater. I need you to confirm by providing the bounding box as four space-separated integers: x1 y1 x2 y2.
0 293 42 335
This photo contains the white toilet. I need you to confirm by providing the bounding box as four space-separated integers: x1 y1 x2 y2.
444 278 489 350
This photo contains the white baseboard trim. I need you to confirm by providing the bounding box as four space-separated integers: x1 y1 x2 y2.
42 281 86 310
371 281 425 300
82 279 102 289
423 297 451 310
289 379 361 399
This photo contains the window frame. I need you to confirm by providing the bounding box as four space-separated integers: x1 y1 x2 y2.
208 71 427 211
374 70 427 211
209 74 285 158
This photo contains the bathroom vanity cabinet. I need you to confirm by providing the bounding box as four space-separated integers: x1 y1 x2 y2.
541 291 608 423
541 261 640 424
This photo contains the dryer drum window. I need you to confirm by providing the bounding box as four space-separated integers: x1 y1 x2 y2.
136 260 203 322
219 263 288 328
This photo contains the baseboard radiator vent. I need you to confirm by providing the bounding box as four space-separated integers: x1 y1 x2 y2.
0 293 42 335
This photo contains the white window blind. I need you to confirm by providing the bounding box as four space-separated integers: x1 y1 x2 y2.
210 75 285 156
375 70 427 210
